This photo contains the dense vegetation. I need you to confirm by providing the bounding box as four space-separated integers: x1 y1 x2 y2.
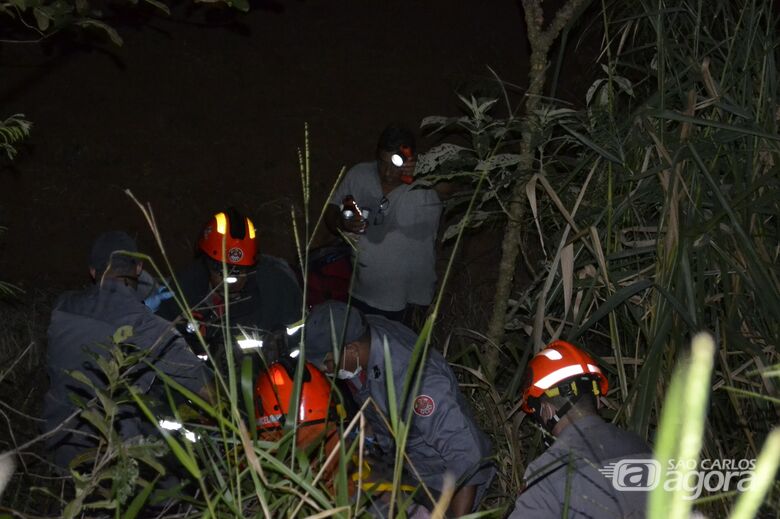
1 0 778 517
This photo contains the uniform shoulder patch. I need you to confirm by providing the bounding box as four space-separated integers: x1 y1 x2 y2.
413 395 436 417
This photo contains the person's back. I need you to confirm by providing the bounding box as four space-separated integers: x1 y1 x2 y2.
510 340 652 518
42 232 209 469
511 415 650 518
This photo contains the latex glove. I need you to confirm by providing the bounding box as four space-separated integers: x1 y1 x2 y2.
144 285 174 312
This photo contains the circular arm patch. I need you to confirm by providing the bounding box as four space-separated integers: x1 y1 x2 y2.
413 395 436 417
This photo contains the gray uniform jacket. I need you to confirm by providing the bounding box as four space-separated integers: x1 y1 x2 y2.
348 316 494 506
42 279 209 469
509 415 652 518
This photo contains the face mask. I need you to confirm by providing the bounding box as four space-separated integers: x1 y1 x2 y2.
336 365 362 380
335 349 362 380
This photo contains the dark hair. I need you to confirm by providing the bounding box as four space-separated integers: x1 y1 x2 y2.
377 123 416 155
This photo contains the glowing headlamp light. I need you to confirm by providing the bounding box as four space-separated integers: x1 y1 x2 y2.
391 153 404 167
225 275 239 284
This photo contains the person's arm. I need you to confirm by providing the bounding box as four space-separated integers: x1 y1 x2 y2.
147 327 213 396
449 485 476 517
324 203 343 236
405 373 491 512
432 181 456 201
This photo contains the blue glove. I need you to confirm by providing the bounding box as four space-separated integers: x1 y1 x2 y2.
144 285 174 312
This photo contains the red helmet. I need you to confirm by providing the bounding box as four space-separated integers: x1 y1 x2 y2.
255 360 333 446
198 208 257 267
521 340 609 414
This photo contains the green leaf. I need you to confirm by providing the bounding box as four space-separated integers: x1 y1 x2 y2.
241 356 257 442
96 354 119 384
80 408 110 438
729 428 780 519
129 387 201 478
76 19 123 46
66 369 95 390
32 6 50 30
142 0 170 15
654 110 780 141
228 0 248 12
112 325 134 344
94 387 118 416
560 123 624 164
569 279 653 340
122 476 159 519
382 336 398 432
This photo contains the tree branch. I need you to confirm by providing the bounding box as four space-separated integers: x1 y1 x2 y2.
541 0 590 49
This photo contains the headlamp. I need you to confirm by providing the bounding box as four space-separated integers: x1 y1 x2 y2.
225 275 239 284
391 143 414 167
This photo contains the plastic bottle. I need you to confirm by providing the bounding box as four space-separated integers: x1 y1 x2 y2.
342 195 366 233
342 195 363 220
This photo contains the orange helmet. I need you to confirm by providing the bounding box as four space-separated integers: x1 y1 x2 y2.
255 359 333 445
521 340 609 415
198 208 257 268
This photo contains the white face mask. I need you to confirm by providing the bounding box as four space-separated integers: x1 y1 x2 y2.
336 365 362 380
335 349 362 380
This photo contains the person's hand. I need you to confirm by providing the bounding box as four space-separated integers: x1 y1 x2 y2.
340 216 367 234
144 285 174 312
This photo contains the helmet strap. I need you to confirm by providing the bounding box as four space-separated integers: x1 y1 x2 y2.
537 378 597 433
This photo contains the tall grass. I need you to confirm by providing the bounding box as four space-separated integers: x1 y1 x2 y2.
418 0 779 514
1 1 779 516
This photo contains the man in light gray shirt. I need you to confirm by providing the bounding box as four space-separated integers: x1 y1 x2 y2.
325 124 442 322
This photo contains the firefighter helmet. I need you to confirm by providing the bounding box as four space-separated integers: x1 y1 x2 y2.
521 340 609 415
198 207 257 268
255 359 332 445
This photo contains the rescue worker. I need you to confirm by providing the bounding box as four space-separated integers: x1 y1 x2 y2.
303 301 494 516
255 358 430 517
156 207 302 365
508 340 652 518
42 231 212 470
